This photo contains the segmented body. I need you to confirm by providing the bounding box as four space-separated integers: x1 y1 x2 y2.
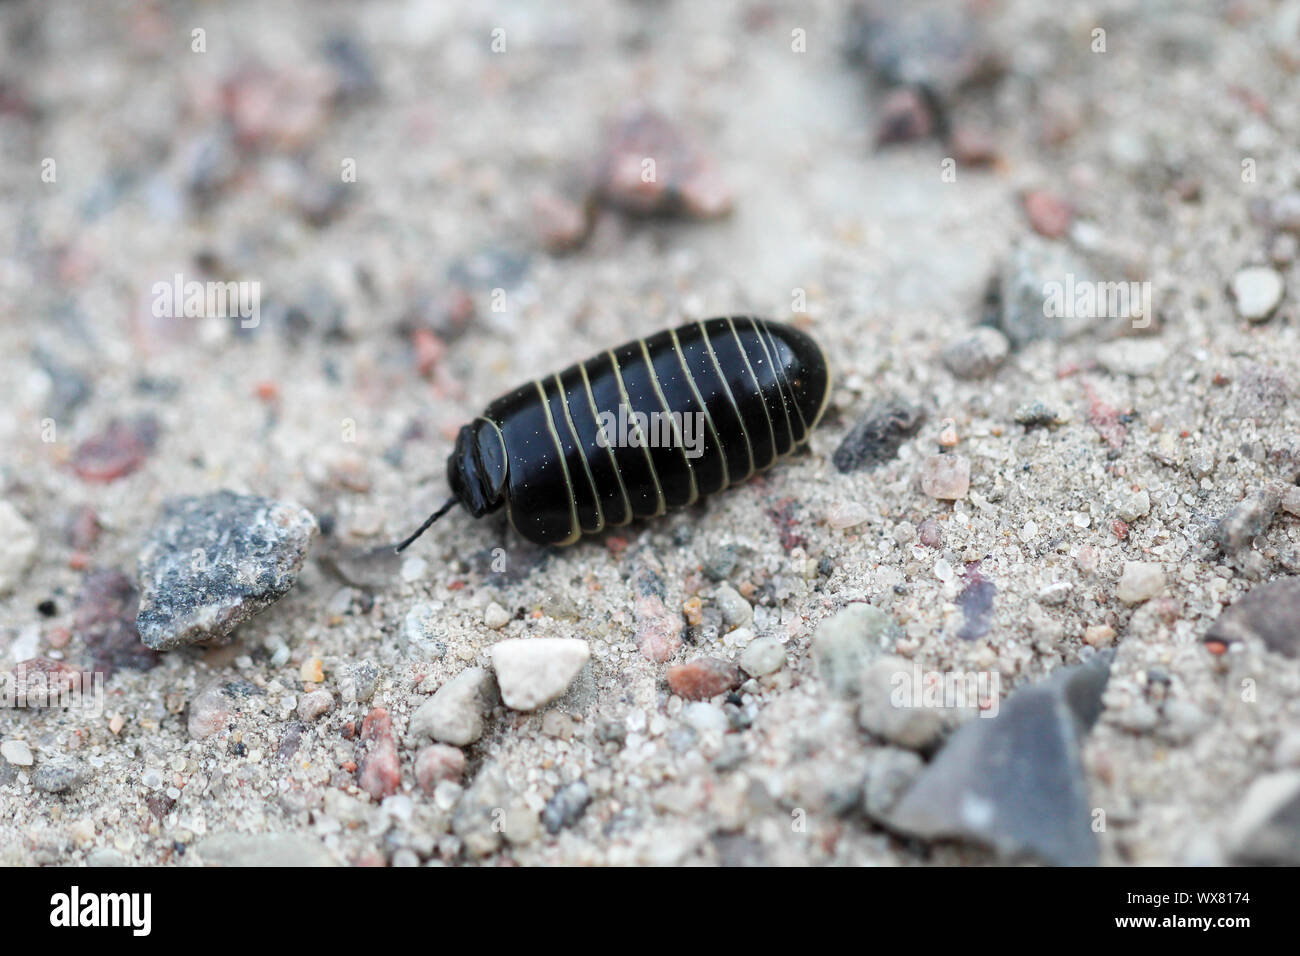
462 316 830 545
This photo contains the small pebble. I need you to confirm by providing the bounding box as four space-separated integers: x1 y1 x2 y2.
135 491 318 650
681 701 729 735
1115 488 1151 522
409 667 497 746
714 583 753 627
542 780 592 834
1116 561 1165 605
1083 624 1116 648
1231 267 1284 322
0 502 37 595
857 657 946 750
739 636 785 677
414 744 466 793
921 454 971 500
666 657 743 700
827 501 870 529
1 740 34 767
296 689 333 721
34 760 84 794
489 638 590 711
1023 190 1073 238
812 603 896 696
483 601 511 629
832 398 925 473
1216 488 1282 553
941 327 1009 380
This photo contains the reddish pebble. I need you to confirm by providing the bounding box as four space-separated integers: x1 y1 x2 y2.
667 657 744 700
1022 190 1073 239
71 415 160 482
533 190 592 253
358 707 400 800
412 328 446 378
1112 519 1129 540
415 744 466 793
76 569 159 676
948 126 999 166
65 505 100 551
254 381 279 403
918 518 943 549
876 86 935 145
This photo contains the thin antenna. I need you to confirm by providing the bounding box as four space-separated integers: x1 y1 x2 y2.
394 497 458 552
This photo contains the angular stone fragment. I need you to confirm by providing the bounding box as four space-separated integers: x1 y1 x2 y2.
409 667 497 746
1225 771 1300 864
489 638 590 711
136 491 318 650
832 398 925 473
1206 576 1300 658
888 653 1113 866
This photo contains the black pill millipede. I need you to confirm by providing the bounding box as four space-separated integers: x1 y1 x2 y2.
395 316 831 549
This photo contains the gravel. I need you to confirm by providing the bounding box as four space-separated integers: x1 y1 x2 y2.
4 0 1300 871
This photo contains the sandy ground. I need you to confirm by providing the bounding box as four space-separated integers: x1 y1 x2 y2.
2 0 1300 866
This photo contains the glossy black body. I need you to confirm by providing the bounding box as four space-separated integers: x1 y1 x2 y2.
446 317 831 545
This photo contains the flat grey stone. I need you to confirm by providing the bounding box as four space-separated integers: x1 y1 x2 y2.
887 652 1113 865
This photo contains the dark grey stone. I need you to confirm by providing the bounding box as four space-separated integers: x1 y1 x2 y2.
1206 576 1300 658
887 652 1113 866
136 491 317 650
832 399 925 473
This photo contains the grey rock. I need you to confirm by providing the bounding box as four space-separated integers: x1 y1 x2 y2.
410 667 497 746
988 238 1096 348
339 661 379 704
135 491 318 650
941 327 1009 380
1226 771 1300 864
1215 487 1282 553
714 583 753 628
862 747 925 821
1013 400 1065 428
813 603 898 696
452 763 511 858
888 653 1113 866
196 832 338 866
856 656 948 750
542 780 592 834
701 545 740 582
1206 576 1300 658
832 398 925 473
33 760 84 794
739 636 786 677
403 602 448 659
